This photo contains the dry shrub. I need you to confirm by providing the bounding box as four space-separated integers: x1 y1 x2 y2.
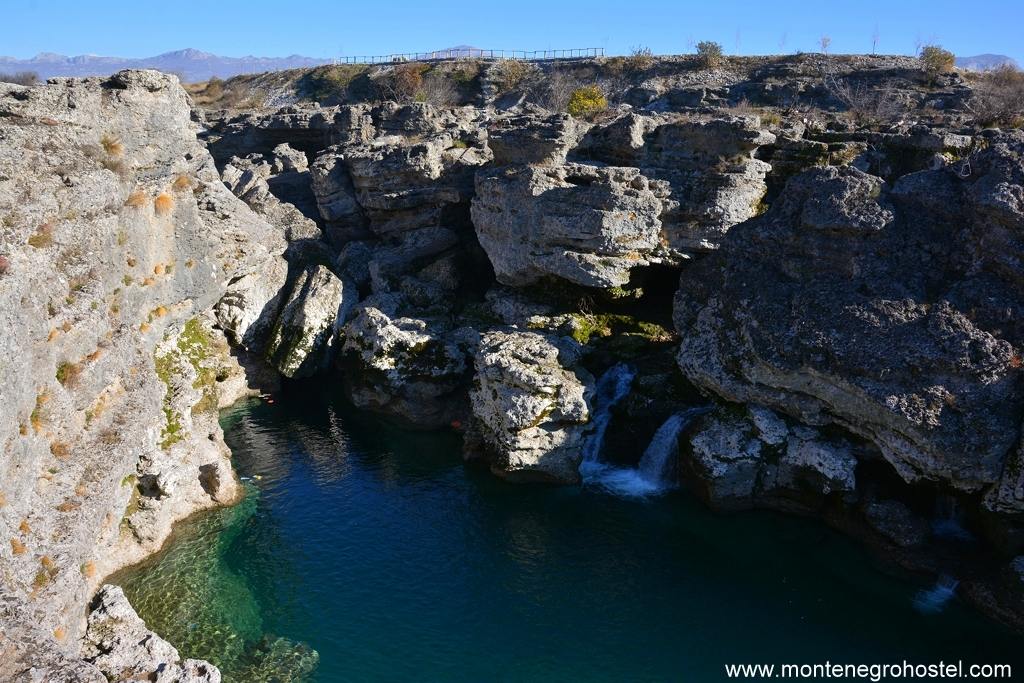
493 59 533 93
153 305 167 318
172 174 192 191
969 64 1024 127
27 221 54 249
418 73 458 106
32 391 51 433
10 538 27 555
50 442 71 458
100 134 123 157
534 70 582 112
153 193 173 215
53 626 67 641
824 75 905 126
153 263 165 275
81 561 96 578
125 190 148 208
55 361 82 388
625 46 655 72
18 519 30 534
377 62 429 102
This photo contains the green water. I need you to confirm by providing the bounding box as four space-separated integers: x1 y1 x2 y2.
115 387 1024 681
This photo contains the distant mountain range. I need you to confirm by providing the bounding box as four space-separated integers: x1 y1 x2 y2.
0 48 333 82
3 48 1019 83
954 54 1019 71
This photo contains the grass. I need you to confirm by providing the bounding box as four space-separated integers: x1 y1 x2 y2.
27 222 54 249
55 361 82 388
100 134 123 157
153 193 173 216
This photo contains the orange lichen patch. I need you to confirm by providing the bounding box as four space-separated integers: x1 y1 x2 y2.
153 193 173 216
47 328 58 342
53 626 67 642
172 174 192 191
81 561 96 578
153 305 167 318
153 263 165 275
139 322 150 333
18 519 30 534
11 538 27 555
50 442 71 459
142 277 155 287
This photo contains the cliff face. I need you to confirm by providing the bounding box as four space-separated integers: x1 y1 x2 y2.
0 71 284 680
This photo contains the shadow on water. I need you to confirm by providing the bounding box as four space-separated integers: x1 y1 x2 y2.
115 383 1024 682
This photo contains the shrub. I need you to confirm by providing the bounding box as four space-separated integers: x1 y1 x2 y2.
492 59 532 93
625 46 655 72
172 174 192 191
920 45 955 79
696 41 724 68
418 73 458 106
302 64 369 103
55 361 82 388
27 222 54 249
153 193 173 215
10 538 27 555
969 64 1024 127
50 441 71 458
567 86 608 119
377 62 429 102
0 71 38 86
100 134 123 157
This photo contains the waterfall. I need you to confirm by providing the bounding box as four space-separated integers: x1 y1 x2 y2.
637 407 713 487
932 496 973 541
580 363 636 474
913 575 959 614
580 364 711 497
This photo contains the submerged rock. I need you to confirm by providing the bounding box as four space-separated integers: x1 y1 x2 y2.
468 330 592 483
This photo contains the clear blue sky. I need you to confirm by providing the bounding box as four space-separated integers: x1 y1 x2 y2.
4 0 1022 64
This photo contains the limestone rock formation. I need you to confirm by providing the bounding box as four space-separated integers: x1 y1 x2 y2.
472 163 668 287
468 330 592 482
265 264 350 378
674 147 1024 497
686 405 858 510
84 585 220 682
0 70 284 677
340 295 473 428
487 105 589 166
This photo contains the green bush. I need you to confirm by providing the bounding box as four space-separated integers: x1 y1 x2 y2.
566 86 608 119
696 41 724 68
920 45 955 79
303 65 369 103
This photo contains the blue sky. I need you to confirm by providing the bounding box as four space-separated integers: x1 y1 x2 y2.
4 0 1022 64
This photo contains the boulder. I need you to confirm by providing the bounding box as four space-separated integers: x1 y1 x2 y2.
472 163 668 287
469 330 592 482
487 104 589 166
265 264 350 378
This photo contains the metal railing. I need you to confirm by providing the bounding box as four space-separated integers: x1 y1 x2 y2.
336 48 604 64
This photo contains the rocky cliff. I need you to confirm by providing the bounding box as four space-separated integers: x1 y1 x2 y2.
2 52 1024 677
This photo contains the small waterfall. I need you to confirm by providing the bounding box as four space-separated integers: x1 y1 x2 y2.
913 575 959 614
637 407 713 487
580 363 636 474
932 496 973 541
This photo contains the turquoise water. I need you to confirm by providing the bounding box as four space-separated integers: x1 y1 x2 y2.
116 387 1024 681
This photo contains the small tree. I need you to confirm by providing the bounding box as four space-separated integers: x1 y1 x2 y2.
566 86 607 119
920 45 955 80
819 35 832 54
696 41 724 68
626 46 655 72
